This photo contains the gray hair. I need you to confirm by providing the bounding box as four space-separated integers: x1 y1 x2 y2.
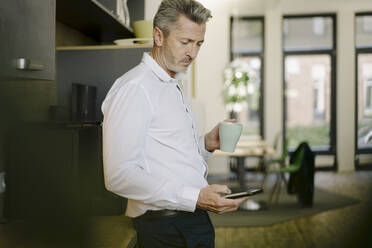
153 0 212 37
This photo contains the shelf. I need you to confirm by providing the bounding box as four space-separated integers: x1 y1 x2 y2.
56 0 134 43
56 43 153 51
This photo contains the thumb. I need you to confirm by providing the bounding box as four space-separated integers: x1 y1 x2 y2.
211 184 231 194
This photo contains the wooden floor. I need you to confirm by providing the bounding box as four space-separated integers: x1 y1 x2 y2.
0 171 371 248
214 171 372 248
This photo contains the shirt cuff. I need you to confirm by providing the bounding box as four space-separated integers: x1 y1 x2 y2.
178 186 200 212
199 135 213 160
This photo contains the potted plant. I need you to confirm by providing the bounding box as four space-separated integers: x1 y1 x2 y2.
223 59 257 119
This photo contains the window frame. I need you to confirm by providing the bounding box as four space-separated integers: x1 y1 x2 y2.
229 16 265 138
355 12 372 170
282 13 337 171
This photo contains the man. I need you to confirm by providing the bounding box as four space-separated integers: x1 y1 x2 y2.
102 0 248 247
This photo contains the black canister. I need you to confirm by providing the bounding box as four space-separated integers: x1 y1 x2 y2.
71 83 97 122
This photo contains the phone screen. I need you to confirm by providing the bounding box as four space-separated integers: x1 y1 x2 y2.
224 188 263 199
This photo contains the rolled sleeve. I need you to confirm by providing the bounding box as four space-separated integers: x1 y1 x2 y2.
199 135 213 161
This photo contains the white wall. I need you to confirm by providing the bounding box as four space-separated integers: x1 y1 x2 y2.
144 0 372 173
145 0 161 20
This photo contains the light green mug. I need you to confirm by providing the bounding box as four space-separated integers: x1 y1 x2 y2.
219 122 243 152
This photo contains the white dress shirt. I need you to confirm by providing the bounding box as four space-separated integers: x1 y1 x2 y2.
101 53 212 218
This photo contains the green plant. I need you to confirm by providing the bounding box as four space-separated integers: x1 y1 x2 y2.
223 59 256 115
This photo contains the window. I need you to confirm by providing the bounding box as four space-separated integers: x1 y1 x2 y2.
364 77 372 115
230 17 264 137
355 13 372 167
313 17 325 36
283 14 336 169
283 16 333 51
313 65 326 121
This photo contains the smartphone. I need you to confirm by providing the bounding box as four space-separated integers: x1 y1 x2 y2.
224 187 263 199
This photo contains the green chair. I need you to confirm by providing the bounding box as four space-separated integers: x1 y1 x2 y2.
260 137 289 188
270 137 289 167
268 145 305 206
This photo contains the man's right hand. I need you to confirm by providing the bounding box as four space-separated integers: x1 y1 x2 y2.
196 184 248 214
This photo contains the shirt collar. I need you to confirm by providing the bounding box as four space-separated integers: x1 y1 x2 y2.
142 53 185 83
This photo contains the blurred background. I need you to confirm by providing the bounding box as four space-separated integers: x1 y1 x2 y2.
0 0 372 247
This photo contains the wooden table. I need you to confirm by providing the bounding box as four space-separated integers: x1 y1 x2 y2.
214 138 275 191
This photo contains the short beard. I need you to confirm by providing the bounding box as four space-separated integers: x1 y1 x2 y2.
162 53 188 74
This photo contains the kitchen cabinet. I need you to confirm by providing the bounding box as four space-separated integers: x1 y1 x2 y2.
56 0 145 43
0 0 55 80
1 0 147 220
7 124 125 219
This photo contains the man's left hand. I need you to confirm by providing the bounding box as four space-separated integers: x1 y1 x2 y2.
204 119 236 152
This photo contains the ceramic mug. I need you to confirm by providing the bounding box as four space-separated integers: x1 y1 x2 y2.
219 122 243 152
